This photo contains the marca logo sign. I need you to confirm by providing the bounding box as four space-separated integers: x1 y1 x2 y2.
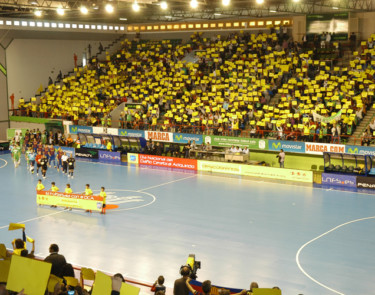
145 131 173 142
305 142 345 155
346 145 375 156
69 125 93 134
173 133 203 144
118 129 145 138
269 140 305 153
321 173 357 188
98 150 121 163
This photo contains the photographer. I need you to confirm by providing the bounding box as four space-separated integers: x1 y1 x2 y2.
173 266 190 295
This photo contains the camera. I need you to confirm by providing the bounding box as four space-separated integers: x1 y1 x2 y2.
186 254 201 280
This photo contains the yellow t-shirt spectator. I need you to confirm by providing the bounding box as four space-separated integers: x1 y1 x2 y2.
65 188 73 194
100 191 107 204
36 183 45 191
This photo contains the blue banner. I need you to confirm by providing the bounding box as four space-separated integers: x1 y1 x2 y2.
69 125 93 134
173 133 203 144
322 173 357 188
98 150 121 164
189 280 243 295
54 146 75 157
118 129 145 138
269 140 305 153
345 145 375 156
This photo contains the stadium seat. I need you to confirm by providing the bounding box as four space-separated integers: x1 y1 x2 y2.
80 267 95 288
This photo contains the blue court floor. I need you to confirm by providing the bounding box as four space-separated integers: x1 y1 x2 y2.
1 152 375 295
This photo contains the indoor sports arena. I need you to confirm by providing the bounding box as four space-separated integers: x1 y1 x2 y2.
1 1 375 294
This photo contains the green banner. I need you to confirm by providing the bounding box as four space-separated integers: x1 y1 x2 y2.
203 135 268 150
198 160 313 183
10 116 60 124
0 63 6 76
7 128 29 141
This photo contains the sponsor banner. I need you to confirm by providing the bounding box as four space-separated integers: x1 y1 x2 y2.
189 280 243 295
269 140 305 153
322 173 357 188
203 135 268 150
173 133 203 144
75 148 99 159
346 145 375 156
118 129 145 138
198 161 313 183
139 154 197 170
145 131 173 142
98 150 121 163
127 153 139 164
357 176 375 189
69 125 93 134
91 127 118 135
305 142 345 155
54 146 75 157
37 190 103 211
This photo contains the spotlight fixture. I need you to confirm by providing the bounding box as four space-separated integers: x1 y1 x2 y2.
56 7 64 15
80 6 88 14
292 0 300 2
190 0 198 8
160 1 168 10
105 3 114 13
256 0 264 4
222 0 230 6
132 2 140 11
34 10 42 17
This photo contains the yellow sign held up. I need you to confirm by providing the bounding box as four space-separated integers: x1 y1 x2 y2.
8 223 25 231
6 255 51 295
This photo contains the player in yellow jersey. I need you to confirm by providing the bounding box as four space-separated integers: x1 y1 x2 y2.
50 182 59 208
85 184 93 213
100 187 107 214
65 184 73 211
65 183 72 193
36 179 45 191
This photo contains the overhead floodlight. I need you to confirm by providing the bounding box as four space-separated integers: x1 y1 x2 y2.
292 0 300 2
119 18 127 21
222 0 230 6
190 0 198 8
105 3 114 13
256 0 264 4
332 6 339 9
132 2 140 11
270 9 277 12
28 0 38 5
80 6 88 14
214 13 221 15
160 1 168 10
56 7 65 15
34 10 42 17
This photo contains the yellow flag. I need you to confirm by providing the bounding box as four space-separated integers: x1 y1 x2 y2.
8 223 25 231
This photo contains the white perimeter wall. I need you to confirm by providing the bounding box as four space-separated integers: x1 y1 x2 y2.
7 39 111 104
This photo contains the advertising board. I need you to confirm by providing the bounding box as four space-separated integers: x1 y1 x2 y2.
346 145 375 156
98 150 121 164
173 133 203 144
139 154 197 170
305 142 345 155
69 125 93 134
203 136 268 150
145 131 173 142
118 129 145 138
357 176 375 189
269 140 305 153
321 173 357 188
75 148 99 159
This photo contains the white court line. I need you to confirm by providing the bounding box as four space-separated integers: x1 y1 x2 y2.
137 175 197 192
0 158 8 169
0 210 66 230
296 216 375 295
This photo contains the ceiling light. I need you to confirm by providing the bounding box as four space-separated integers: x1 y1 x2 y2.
34 10 42 17
160 1 168 10
332 6 339 9
132 2 140 11
56 7 64 15
292 0 300 2
28 0 38 5
119 18 127 21
256 0 264 4
214 13 221 15
190 0 198 8
165 15 172 18
105 3 114 13
270 9 277 12
222 0 230 6
80 6 88 14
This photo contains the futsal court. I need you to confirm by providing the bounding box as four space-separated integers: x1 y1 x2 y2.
0 152 374 295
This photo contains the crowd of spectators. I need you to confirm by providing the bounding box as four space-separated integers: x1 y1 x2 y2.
16 28 375 145
1 240 280 295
